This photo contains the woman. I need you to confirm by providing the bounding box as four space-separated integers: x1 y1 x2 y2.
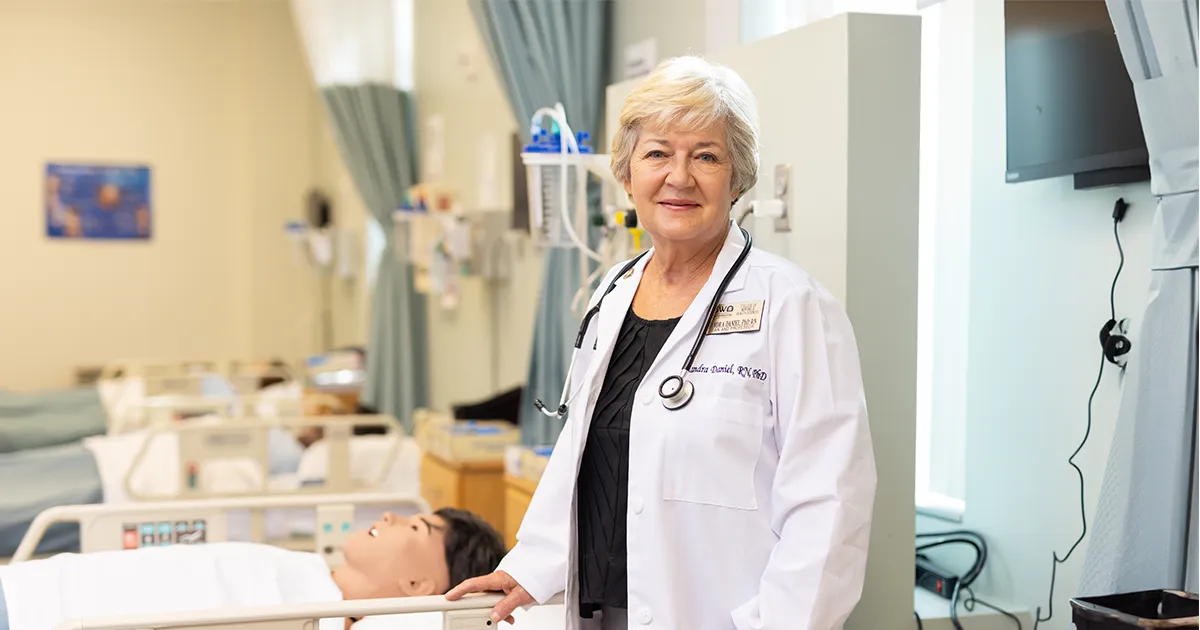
448 56 877 630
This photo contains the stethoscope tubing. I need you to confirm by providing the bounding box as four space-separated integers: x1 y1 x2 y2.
535 226 753 417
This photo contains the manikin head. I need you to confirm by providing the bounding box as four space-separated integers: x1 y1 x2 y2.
332 507 506 601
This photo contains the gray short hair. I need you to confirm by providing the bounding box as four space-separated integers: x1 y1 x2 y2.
610 56 760 200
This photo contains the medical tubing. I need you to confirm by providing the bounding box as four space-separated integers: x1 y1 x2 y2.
531 105 602 262
573 263 608 315
571 232 621 316
1032 211 1124 630
682 227 754 372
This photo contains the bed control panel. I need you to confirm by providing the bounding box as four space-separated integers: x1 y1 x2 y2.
121 519 207 550
317 504 355 568
444 610 498 629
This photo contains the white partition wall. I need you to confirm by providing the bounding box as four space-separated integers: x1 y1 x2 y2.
606 12 921 629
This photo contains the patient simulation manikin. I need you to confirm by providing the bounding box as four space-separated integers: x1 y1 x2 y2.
0 508 505 630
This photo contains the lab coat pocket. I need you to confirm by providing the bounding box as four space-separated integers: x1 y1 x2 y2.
661 397 764 511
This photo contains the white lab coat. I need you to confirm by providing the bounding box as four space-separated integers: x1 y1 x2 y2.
498 222 877 630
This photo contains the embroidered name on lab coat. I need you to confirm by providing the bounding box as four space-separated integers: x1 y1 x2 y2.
706 300 765 334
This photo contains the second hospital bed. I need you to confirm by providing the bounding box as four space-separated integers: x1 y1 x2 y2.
0 357 297 455
0 414 422 558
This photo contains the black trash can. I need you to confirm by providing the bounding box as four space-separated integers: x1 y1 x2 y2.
1071 590 1199 629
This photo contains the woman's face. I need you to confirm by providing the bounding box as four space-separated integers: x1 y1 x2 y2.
624 120 735 248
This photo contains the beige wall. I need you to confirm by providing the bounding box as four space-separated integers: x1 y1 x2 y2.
0 0 352 389
609 0 710 84
413 0 544 411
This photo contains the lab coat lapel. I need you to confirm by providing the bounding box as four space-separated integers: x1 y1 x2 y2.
643 221 751 380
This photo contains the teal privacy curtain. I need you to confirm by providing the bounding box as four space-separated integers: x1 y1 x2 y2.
290 0 428 431
469 0 611 445
1077 0 1199 598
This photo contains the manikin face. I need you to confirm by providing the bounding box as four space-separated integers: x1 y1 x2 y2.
623 120 736 249
334 511 450 600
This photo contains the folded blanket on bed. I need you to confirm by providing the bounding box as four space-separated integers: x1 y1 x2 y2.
0 389 107 453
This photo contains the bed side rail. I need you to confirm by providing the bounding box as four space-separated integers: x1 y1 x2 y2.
12 492 430 566
110 387 306 435
50 593 566 630
124 413 405 501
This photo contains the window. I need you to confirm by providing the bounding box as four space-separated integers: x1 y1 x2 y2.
916 2 964 518
734 0 968 520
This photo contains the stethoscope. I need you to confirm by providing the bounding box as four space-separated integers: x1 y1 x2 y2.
534 226 753 418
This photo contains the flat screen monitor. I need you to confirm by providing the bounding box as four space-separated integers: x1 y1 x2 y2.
1004 0 1149 188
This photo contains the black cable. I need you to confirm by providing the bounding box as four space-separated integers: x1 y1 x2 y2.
960 585 1025 630
916 538 984 587
918 530 988 586
917 530 1022 629
914 609 924 630
1110 208 1126 323
1032 208 1126 629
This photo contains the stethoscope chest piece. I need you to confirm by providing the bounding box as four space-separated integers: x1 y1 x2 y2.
658 374 695 410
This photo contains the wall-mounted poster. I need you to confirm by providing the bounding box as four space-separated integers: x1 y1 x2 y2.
45 163 152 240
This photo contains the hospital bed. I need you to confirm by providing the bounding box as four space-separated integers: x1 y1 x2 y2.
100 362 302 436
0 360 300 455
10 494 565 630
10 491 431 564
1 413 421 558
49 593 567 630
0 387 308 556
104 380 304 436
117 413 413 501
96 357 297 383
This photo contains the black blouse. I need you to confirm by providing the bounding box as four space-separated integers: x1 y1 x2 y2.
576 307 681 617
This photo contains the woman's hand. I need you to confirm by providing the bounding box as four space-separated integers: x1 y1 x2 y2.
445 570 533 625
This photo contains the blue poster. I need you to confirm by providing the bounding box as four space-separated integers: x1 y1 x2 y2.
45 163 152 240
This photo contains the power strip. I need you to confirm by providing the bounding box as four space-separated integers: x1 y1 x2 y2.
916 556 959 600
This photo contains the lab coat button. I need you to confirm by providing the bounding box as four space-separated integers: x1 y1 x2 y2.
636 608 653 625
631 496 644 514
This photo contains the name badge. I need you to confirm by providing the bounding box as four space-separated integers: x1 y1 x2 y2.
707 300 765 335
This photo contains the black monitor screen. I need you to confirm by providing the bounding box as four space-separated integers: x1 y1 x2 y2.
1004 0 1148 185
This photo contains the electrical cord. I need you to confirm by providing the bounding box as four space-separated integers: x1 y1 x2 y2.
917 530 1022 630
1032 201 1127 629
960 585 1027 630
